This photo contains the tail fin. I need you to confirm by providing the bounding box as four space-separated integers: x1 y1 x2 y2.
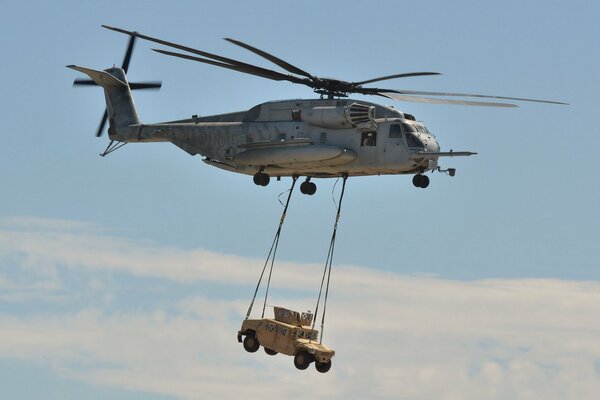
68 65 140 132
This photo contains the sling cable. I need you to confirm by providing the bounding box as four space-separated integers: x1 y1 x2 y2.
239 174 349 373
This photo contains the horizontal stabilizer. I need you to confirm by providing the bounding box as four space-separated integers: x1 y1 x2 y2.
417 151 478 157
67 65 127 88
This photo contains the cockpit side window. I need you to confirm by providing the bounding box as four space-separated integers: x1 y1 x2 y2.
389 124 402 138
406 133 424 149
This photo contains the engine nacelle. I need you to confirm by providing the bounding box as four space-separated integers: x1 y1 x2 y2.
301 102 375 129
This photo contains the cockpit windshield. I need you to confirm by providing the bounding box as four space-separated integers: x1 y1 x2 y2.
403 122 434 137
402 122 417 133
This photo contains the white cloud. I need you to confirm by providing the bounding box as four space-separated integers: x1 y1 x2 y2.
1 217 600 399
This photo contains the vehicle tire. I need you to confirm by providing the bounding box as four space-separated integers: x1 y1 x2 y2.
293 351 313 370
420 175 430 188
412 174 423 188
264 347 278 356
315 359 332 373
253 172 270 186
261 174 270 186
243 334 260 353
300 181 311 194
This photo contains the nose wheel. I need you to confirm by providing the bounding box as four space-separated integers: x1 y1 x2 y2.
300 179 317 195
412 174 430 189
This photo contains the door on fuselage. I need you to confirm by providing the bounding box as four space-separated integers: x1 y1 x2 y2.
383 122 408 167
359 129 379 166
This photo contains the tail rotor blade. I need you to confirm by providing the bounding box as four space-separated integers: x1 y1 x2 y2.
121 34 136 73
129 81 162 90
96 109 108 137
73 78 98 87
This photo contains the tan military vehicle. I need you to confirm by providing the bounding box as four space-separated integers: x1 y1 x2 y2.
238 306 334 373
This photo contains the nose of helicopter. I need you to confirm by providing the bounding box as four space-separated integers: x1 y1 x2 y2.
423 135 440 153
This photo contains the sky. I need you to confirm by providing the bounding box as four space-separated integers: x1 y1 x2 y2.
1 0 599 398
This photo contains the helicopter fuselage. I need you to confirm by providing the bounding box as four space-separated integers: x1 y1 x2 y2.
110 98 445 179
69 25 565 190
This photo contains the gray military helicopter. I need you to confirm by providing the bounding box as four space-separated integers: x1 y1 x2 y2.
69 25 566 194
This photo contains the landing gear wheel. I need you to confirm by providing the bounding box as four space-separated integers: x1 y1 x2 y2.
315 359 332 373
412 174 430 189
253 172 270 187
300 181 317 195
293 351 313 370
264 347 278 356
243 334 260 353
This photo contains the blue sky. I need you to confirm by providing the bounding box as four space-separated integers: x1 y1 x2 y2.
1 0 599 399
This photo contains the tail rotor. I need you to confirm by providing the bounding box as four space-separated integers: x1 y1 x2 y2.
72 33 162 137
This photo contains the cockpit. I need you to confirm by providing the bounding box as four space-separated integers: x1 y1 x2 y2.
388 121 436 150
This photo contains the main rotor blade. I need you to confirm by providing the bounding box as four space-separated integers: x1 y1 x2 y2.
224 37 315 79
103 25 308 85
353 72 441 86
380 92 518 107
152 49 305 83
121 34 136 73
96 109 108 137
103 25 250 69
395 89 568 105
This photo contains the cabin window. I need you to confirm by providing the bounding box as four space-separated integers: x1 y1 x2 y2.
389 124 402 138
320 132 327 143
279 133 286 140
361 131 377 147
292 109 301 121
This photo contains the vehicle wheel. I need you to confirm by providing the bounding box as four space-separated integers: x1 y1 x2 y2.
300 181 311 194
253 172 270 186
412 174 429 188
293 351 313 370
243 334 260 353
412 174 421 187
300 181 317 195
264 347 278 356
315 359 332 373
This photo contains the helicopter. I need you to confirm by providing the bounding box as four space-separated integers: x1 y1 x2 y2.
69 25 567 194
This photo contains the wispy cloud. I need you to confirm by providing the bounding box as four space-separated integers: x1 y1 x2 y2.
1 217 599 399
